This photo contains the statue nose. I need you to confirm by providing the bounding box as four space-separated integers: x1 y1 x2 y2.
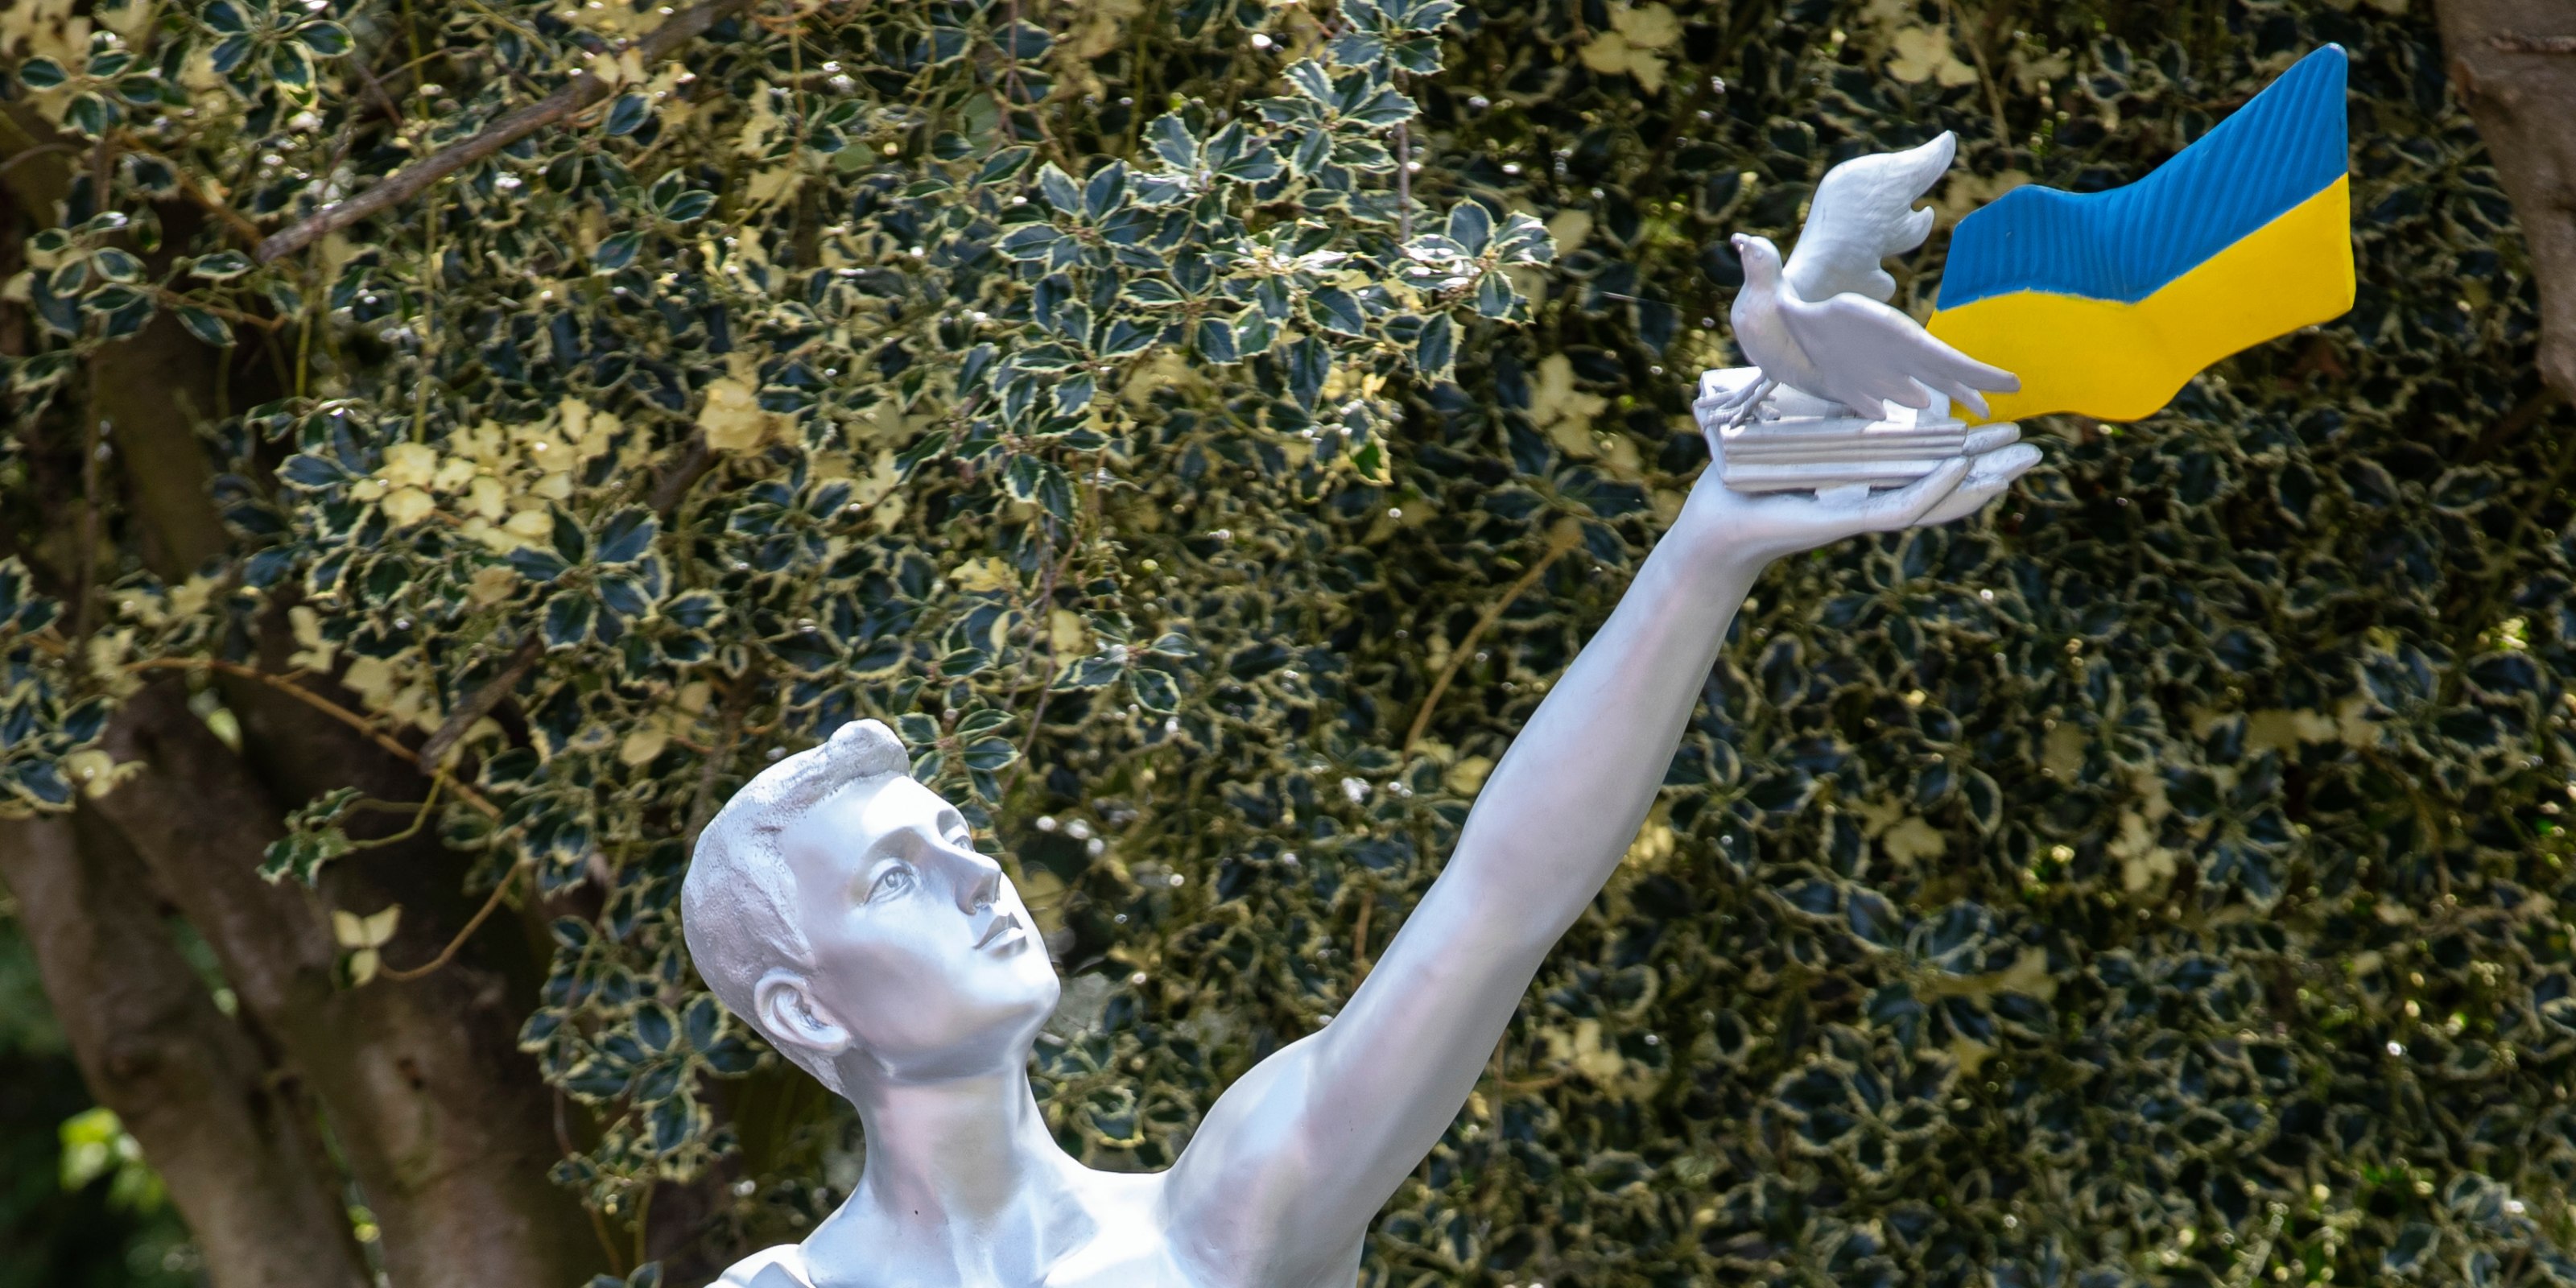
954 848 1003 913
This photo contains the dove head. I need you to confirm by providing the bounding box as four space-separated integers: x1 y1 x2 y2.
1730 233 1783 288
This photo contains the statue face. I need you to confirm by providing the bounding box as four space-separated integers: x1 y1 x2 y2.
777 774 1060 1081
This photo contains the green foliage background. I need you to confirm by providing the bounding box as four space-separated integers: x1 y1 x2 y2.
6 0 2576 1284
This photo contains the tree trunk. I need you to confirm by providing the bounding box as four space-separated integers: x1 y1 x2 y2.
2438 0 2576 400
6 92 600 1288
0 812 373 1288
87 679 599 1288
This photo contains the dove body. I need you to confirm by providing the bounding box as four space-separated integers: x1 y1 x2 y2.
1729 233 2017 419
1713 132 2019 423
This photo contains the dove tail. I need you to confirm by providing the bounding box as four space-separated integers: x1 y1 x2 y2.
1925 45 2353 422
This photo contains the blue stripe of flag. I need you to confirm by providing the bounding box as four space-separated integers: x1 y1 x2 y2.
1935 44 2349 311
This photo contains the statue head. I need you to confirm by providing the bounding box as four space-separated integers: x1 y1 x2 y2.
681 720 1059 1094
1731 232 1782 287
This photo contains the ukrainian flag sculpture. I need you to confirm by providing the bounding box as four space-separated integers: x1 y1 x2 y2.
1926 45 2355 422
1697 45 2355 493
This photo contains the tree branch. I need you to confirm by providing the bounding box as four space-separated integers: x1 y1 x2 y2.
89 679 602 1288
2493 31 2576 53
649 429 718 515
0 811 373 1288
126 655 497 817
2441 0 2576 399
684 671 757 852
380 860 529 981
416 634 543 772
255 0 759 262
0 141 75 179
1399 527 1583 758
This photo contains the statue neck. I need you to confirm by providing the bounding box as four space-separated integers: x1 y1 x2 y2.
819 1062 1080 1267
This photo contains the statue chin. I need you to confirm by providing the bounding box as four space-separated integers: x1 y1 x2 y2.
799 950 1066 1090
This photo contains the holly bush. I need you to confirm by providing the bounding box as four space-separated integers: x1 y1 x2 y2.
5 0 2575 1285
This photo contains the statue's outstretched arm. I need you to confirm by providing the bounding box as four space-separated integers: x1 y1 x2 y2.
1163 441 2037 1278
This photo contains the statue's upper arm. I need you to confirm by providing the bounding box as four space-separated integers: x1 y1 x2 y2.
1163 889 1541 1271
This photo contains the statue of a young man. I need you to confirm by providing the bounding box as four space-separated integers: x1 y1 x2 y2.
684 434 2037 1288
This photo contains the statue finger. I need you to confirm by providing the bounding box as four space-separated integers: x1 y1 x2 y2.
1961 423 2021 455
1919 444 2041 525
1856 456 1969 530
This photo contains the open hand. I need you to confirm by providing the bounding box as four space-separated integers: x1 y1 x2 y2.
1672 433 2041 571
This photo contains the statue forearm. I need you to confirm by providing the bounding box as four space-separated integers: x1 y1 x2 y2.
1206 522 1769 1256
1174 452 2018 1260
1439 525 1762 952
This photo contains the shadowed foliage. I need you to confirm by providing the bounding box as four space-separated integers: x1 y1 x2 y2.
5 1 2576 1286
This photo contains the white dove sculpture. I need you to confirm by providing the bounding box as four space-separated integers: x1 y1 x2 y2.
1702 132 2021 428
1695 133 2029 496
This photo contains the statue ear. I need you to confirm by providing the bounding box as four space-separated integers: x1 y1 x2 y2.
753 969 852 1059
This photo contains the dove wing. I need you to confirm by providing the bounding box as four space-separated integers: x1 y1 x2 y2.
1777 291 2019 419
1783 132 1956 304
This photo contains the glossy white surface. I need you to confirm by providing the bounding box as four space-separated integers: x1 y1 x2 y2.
1697 366 2024 494
1703 130 2020 434
684 429 2039 1287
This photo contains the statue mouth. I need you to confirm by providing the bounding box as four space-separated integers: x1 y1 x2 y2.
973 913 1026 951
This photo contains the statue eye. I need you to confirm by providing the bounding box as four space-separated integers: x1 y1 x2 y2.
867 865 914 902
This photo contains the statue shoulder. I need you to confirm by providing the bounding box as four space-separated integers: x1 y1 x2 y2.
713 1244 816 1288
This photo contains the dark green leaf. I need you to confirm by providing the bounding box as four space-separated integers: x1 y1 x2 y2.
15 56 68 89
604 93 651 136
592 507 658 564
1414 312 1452 376
543 592 596 648
295 20 353 56
176 305 234 347
190 250 254 280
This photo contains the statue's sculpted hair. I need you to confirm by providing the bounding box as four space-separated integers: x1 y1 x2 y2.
681 719 911 1085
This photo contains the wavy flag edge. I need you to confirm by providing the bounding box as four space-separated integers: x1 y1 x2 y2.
1927 45 2357 423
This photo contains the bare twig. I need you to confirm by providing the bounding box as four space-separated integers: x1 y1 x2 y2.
348 51 410 129
1942 0 2013 150
1001 0 1022 142
683 675 755 852
1397 528 1582 758
2463 386 2564 464
254 0 758 262
346 776 441 851
628 1182 654 1269
1012 476 1098 786
166 163 264 244
124 657 500 817
584 1197 629 1278
2493 32 2576 54
378 860 526 980
73 415 101 639
150 287 284 330
648 430 717 514
0 142 75 179
1394 119 1414 242
415 634 542 771
1006 522 1071 790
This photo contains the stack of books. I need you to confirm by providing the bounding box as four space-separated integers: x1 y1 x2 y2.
1694 367 2020 494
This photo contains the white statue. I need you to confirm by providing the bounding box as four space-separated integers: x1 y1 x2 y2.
683 418 2040 1286
1699 133 2024 497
